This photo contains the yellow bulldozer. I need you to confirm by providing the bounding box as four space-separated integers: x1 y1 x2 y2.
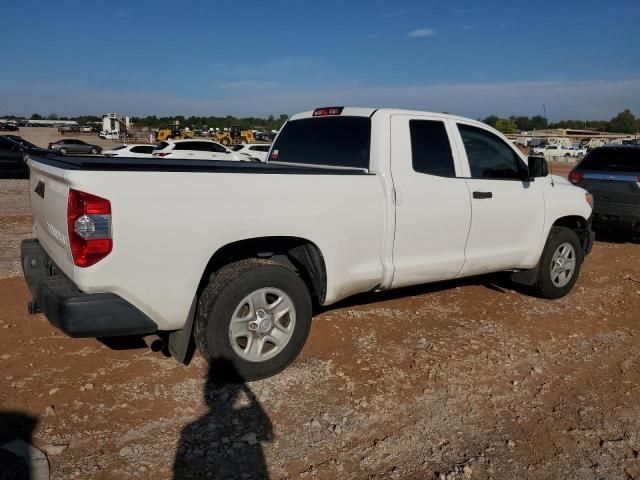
213 126 255 146
155 122 195 142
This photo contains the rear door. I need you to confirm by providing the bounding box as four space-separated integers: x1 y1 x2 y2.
453 122 545 275
390 115 471 287
207 141 237 161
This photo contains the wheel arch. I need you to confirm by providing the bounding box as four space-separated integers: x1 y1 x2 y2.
197 236 327 306
551 214 593 255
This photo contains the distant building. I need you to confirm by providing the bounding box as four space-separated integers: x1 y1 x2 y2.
25 119 78 127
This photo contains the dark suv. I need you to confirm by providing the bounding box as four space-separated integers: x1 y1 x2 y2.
0 135 47 178
569 145 640 232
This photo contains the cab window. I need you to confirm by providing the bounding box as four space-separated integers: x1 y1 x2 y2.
458 124 528 180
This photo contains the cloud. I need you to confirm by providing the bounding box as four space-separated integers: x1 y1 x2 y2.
407 29 436 38
1 79 639 120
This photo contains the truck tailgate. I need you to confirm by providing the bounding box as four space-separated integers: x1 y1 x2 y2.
28 160 74 279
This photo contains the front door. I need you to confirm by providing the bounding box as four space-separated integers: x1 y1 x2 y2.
453 122 545 276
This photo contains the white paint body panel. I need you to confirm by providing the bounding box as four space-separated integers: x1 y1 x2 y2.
28 108 592 332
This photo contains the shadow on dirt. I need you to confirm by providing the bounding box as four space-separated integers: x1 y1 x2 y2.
0 412 37 480
173 359 273 480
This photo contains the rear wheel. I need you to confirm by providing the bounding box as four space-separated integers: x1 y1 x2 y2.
90 147 99 155
530 227 583 299
194 258 312 381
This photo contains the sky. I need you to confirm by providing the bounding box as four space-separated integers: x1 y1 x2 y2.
1 0 639 120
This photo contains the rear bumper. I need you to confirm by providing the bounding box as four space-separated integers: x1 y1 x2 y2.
593 202 640 230
21 239 157 337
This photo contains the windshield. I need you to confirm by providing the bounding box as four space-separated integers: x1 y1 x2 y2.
270 116 371 169
578 148 640 173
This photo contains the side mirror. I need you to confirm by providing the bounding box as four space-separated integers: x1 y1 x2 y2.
528 156 548 178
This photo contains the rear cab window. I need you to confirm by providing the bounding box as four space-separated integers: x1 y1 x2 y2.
270 116 371 170
578 148 640 173
409 120 456 177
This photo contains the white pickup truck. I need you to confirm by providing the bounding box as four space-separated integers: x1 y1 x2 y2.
533 145 587 160
22 107 595 380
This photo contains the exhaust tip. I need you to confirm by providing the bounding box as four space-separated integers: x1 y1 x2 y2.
142 334 164 352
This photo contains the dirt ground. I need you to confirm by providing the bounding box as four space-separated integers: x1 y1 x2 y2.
2 168 640 480
7 127 130 150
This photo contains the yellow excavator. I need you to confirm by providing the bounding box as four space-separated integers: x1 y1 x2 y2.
213 126 255 146
155 121 195 142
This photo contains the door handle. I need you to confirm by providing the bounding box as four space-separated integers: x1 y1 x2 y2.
473 191 493 199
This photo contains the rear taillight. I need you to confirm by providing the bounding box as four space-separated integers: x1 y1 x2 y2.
47 143 53 149
154 152 171 157
568 171 584 184
67 189 112 267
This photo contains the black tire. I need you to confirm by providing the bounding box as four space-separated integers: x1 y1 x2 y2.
530 226 583 299
59 148 67 155
194 258 312 381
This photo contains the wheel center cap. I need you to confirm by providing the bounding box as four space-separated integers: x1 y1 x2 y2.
255 310 273 333
557 258 566 268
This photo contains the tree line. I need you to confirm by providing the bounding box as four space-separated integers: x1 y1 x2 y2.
3 113 291 131
481 109 639 135
4 109 639 135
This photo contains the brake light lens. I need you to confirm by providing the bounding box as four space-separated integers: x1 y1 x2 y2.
67 189 112 267
313 106 344 117
154 152 171 157
568 171 584 184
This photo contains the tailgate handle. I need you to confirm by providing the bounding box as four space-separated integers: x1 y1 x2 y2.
473 191 492 199
35 181 45 198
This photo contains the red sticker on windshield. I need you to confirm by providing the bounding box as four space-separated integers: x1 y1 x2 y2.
270 149 279 160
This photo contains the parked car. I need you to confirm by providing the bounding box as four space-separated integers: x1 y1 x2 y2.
532 145 586 160
152 139 245 161
102 144 156 158
255 131 276 142
0 122 19 131
568 145 640 232
0 135 47 178
80 126 93 133
231 143 271 162
48 139 102 155
21 106 594 380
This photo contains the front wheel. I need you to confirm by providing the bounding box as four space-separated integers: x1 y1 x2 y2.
194 258 312 381
90 147 99 155
530 226 583 299
59 148 67 155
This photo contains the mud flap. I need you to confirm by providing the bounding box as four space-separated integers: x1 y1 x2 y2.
168 296 197 365
510 265 540 287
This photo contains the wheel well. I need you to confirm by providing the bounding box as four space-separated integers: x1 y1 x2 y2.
198 237 327 304
552 215 591 251
552 215 588 233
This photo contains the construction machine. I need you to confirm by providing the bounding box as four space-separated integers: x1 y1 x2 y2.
155 121 195 142
213 126 255 146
